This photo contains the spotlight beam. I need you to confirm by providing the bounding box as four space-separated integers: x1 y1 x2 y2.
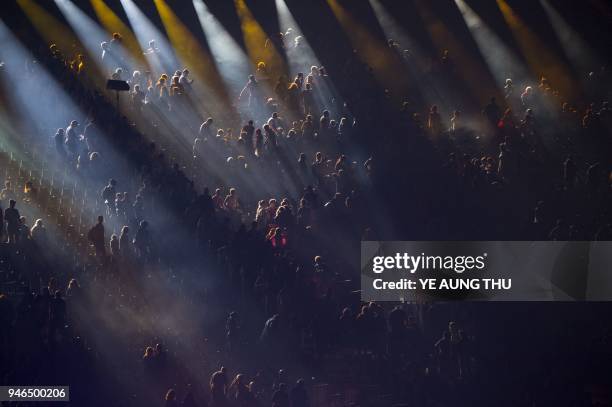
153 0 232 116
54 0 135 78
90 0 147 66
119 0 179 77
454 0 530 92
496 0 575 99
326 0 407 98
234 0 286 80
540 0 600 77
414 0 498 105
192 0 251 102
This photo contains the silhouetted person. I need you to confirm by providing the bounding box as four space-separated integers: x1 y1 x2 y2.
88 215 106 258
4 199 20 244
290 379 309 407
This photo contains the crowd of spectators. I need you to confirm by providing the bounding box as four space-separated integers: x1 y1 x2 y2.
0 7 611 407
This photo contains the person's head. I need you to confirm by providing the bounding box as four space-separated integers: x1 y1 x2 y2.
68 278 79 290
182 68 189 77
70 120 79 128
257 61 266 71
249 74 256 83
165 389 176 401
248 119 253 126
229 188 236 196
206 117 213 125
97 215 104 224
288 82 298 91
34 219 43 228
323 110 329 117
109 179 117 187
121 225 129 235
19 216 26 225
9 199 15 208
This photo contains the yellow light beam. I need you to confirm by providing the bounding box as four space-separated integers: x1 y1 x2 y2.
234 0 285 79
153 0 231 111
18 0 106 86
17 0 79 56
414 0 497 103
90 0 146 66
496 0 575 99
326 0 407 98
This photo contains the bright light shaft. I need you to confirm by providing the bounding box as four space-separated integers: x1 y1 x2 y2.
0 20 87 135
119 0 178 77
540 0 599 75
368 0 422 63
368 0 442 104
192 0 250 100
275 0 320 73
275 0 344 112
454 0 530 89
54 0 137 75
90 0 148 66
